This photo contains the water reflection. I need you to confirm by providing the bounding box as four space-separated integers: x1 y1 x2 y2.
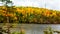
11 24 60 34
1 24 60 34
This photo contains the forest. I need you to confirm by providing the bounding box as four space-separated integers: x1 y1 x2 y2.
0 6 60 24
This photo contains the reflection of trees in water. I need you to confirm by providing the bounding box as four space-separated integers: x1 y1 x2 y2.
44 26 60 34
0 27 8 34
1 23 26 34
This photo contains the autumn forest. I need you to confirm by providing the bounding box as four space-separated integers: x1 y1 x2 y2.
0 6 60 24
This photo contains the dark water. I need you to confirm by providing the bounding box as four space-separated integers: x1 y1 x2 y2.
0 24 60 34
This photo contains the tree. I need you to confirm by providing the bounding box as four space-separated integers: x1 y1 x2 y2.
0 0 13 34
0 0 13 23
0 0 13 6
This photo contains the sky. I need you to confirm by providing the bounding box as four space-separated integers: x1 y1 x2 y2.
0 0 60 10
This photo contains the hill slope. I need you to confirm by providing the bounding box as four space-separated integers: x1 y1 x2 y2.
0 6 60 24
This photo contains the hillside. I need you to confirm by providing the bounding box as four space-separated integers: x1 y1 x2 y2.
0 6 60 24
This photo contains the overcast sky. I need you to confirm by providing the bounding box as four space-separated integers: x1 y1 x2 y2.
0 0 60 10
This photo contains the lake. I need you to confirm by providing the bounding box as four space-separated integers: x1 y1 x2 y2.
0 24 60 34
